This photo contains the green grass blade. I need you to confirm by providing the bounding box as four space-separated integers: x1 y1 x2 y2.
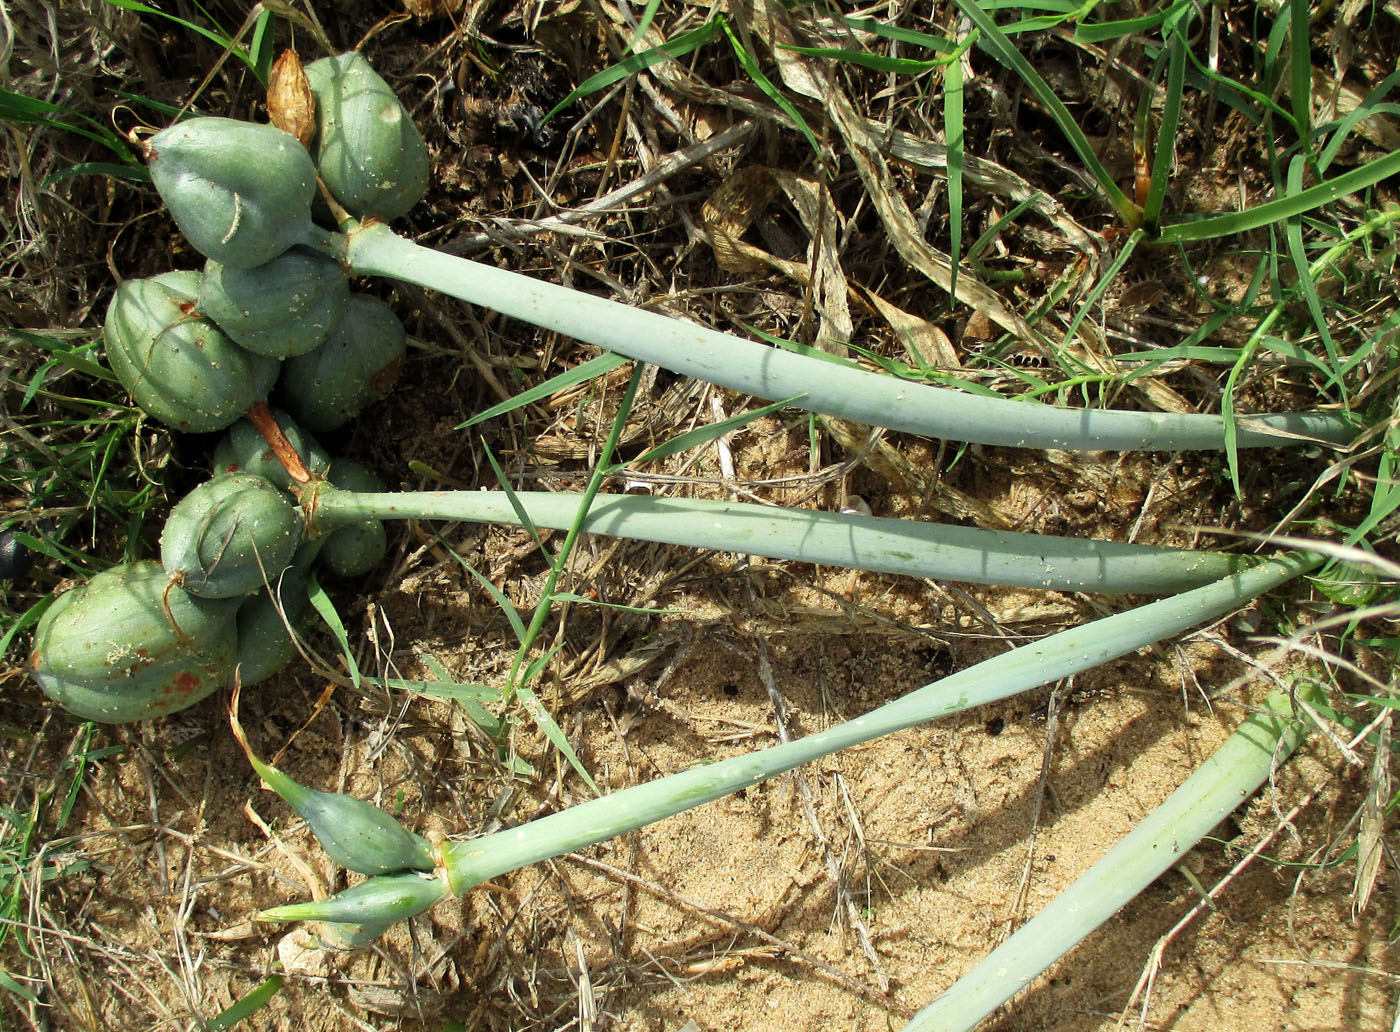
621 395 799 469
0 90 138 164
1317 68 1400 172
481 444 546 560
306 572 362 691
378 677 496 704
778 45 939 74
1288 0 1312 147
946 47 966 302
1073 0 1194 43
622 0 663 53
543 18 722 123
206 975 284 1030
839 15 954 53
1158 147 1400 243
951 0 1137 225
1061 228 1143 351
720 16 819 155
249 7 278 83
516 679 598 792
45 162 150 185
1143 25 1188 231
0 968 39 1004
498 367 645 789
1283 156 1342 391
99 0 255 72
458 352 629 429
456 554 529 647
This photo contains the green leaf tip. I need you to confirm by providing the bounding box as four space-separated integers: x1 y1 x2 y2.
258 870 446 925
230 704 435 876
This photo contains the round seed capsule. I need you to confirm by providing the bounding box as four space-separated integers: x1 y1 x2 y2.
105 271 280 433
199 250 350 358
304 52 429 221
147 117 317 267
161 475 303 599
29 561 239 722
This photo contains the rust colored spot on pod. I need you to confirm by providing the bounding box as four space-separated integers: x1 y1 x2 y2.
370 354 404 393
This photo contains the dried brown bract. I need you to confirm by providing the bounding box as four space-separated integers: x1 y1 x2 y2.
268 48 316 148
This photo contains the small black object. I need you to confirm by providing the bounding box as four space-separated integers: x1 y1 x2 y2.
0 528 33 580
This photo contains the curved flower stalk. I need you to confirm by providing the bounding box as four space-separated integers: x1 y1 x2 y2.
340 222 1355 451
903 686 1317 1032
308 482 1250 594
256 554 1316 934
141 115 1357 453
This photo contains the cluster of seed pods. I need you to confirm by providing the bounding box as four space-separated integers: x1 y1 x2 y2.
29 52 422 723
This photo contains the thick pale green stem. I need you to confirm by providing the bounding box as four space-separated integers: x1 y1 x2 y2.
903 686 1316 1032
341 222 1354 451
310 484 1250 594
437 554 1313 895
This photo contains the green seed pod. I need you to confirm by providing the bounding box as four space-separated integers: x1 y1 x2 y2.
148 117 317 267
310 919 399 950
105 271 280 433
243 749 436 875
161 475 303 599
199 250 351 358
213 408 330 491
320 460 388 578
276 294 406 432
260 871 446 926
304 52 428 221
233 557 314 686
29 561 239 723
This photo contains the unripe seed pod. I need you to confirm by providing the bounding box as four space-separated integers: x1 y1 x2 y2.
243 750 436 874
29 561 239 723
233 557 313 686
199 250 350 357
162 475 303 599
260 871 445 926
147 117 317 267
320 460 388 578
105 271 280 432
276 294 406 432
304 52 429 221
213 408 330 491
310 918 399 950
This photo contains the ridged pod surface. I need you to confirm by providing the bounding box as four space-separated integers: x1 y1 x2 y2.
161 475 303 599
29 561 239 722
304 52 428 220
105 271 279 432
320 460 388 578
213 408 330 491
277 294 406 432
199 250 350 357
147 117 317 267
